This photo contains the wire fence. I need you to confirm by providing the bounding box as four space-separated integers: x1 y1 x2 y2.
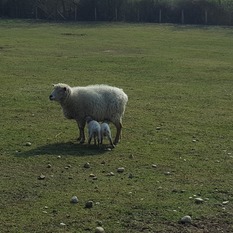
0 1 233 26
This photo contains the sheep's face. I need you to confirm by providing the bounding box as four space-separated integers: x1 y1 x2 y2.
49 84 68 102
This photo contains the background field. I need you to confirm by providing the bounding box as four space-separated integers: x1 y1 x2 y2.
0 20 233 233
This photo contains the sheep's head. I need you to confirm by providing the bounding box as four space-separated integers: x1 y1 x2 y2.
49 83 70 102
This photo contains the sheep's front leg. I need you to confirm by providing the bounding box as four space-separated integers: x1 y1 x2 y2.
76 120 86 144
108 135 115 148
113 121 122 145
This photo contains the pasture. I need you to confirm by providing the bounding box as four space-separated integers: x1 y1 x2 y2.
0 20 233 233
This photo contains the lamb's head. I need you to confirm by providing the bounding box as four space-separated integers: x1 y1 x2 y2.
49 83 71 102
86 116 93 124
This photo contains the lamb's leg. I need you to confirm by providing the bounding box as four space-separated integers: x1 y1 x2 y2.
113 121 122 145
88 135 92 145
97 132 101 147
94 135 97 145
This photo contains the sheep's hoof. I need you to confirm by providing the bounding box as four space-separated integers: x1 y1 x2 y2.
78 138 85 144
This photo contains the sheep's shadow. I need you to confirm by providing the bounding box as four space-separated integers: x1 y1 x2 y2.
19 141 111 157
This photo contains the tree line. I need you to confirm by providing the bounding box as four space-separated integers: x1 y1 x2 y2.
1 0 233 25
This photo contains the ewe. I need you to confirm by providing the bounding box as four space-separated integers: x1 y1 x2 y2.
49 83 128 145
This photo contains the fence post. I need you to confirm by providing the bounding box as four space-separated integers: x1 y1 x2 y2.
74 5 77 21
95 7 97 21
205 10 208 24
181 9 184 24
115 8 118 21
35 6 38 19
159 9 162 23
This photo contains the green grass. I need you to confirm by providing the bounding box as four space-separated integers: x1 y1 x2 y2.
0 19 233 233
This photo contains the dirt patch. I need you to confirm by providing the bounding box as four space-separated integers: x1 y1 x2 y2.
165 214 233 233
61 32 86 37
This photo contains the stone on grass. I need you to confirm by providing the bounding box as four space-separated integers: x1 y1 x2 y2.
107 172 115 176
70 196 79 204
117 167 125 173
84 162 90 168
85 200 94 208
95 226 105 233
25 142 32 146
38 174 45 180
180 215 192 224
128 173 133 179
222 201 229 205
195 197 204 204
164 171 172 175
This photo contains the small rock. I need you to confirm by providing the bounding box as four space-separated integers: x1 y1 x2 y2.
222 201 229 205
57 155 61 159
85 200 94 208
128 173 133 179
70 196 79 204
47 163 52 168
25 142 32 146
117 167 125 173
107 172 115 176
96 220 103 226
180 215 192 224
164 171 172 175
95 226 105 233
195 197 204 204
60 222 66 226
84 162 90 168
152 164 157 168
38 174 45 180
156 127 161 130
89 173 95 177
129 154 134 159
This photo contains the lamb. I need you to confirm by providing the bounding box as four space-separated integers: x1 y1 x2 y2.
100 122 115 148
49 83 128 145
86 116 101 147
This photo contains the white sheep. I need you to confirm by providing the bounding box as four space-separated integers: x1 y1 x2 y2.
100 122 115 148
86 116 101 147
49 83 128 145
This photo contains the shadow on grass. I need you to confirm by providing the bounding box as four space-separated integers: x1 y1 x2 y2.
19 141 110 157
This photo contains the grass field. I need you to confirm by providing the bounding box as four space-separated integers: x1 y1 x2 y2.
0 19 233 233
